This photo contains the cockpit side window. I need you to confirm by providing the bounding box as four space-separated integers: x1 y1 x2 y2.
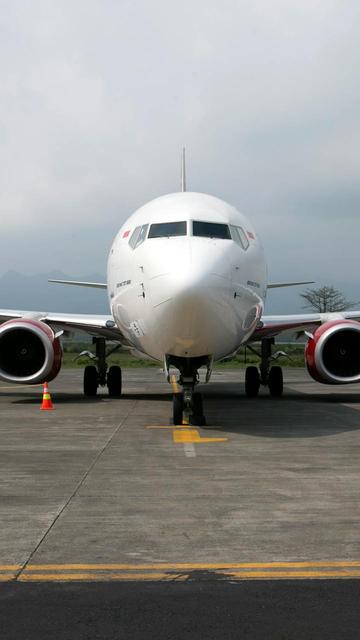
230 225 250 250
129 224 148 249
148 221 187 238
129 226 141 249
137 224 148 246
192 221 231 239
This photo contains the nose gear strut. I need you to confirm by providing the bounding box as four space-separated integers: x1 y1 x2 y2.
167 355 209 426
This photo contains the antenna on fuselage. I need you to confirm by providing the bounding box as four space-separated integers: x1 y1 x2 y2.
181 147 186 192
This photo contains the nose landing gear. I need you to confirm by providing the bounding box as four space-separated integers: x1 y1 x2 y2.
245 338 285 398
168 356 210 426
172 386 206 426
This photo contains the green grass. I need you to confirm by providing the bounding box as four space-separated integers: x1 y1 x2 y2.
61 342 306 369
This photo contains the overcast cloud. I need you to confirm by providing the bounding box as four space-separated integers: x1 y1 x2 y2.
0 0 360 308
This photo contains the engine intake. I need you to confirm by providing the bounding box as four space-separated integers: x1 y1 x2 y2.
305 320 360 384
0 319 62 384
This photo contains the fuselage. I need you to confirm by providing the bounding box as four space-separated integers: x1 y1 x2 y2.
107 192 267 362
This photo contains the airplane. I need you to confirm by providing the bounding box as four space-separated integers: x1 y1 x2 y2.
1 153 360 426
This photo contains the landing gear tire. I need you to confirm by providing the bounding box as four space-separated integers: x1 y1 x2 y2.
84 365 98 397
268 366 283 397
173 393 184 426
190 393 206 427
107 365 122 397
245 366 260 398
190 392 206 426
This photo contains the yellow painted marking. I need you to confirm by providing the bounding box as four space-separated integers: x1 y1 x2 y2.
170 374 179 393
0 565 22 570
173 428 227 444
145 425 189 429
145 425 181 429
228 570 360 579
19 572 181 582
17 570 360 582
6 561 360 582
24 561 360 571
0 384 43 390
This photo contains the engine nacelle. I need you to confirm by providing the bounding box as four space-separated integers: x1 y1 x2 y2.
305 320 360 384
0 319 62 384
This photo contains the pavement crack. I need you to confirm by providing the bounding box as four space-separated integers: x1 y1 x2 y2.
15 401 137 580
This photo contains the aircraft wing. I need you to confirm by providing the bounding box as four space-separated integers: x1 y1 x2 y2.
0 309 127 342
251 310 360 341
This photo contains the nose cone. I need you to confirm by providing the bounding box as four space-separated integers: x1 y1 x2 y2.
149 240 231 305
147 239 233 357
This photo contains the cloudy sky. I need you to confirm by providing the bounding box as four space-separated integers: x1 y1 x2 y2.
1 1 359 311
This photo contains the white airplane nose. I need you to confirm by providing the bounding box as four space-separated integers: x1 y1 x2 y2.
147 241 234 358
149 241 231 306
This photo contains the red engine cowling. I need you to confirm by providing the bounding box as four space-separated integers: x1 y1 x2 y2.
0 319 62 384
305 319 360 384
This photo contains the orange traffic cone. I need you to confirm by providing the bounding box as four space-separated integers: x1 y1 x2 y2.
41 382 54 410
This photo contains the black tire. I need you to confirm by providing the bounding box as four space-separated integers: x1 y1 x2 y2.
190 393 206 426
245 366 260 398
84 365 98 397
173 393 184 426
268 366 283 397
192 392 203 416
107 365 122 397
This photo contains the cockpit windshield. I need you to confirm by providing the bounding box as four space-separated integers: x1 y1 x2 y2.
148 221 187 238
192 221 231 239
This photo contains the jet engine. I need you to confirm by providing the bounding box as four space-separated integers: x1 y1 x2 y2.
305 320 360 384
0 319 62 384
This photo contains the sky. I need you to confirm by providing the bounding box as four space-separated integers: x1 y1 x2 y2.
0 0 359 312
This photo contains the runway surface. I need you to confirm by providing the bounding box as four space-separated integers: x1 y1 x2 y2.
1 367 360 637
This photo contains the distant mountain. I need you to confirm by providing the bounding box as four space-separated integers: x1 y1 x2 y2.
0 270 108 314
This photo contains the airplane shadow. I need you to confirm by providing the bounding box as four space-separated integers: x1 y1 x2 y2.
200 386 360 439
3 392 173 405
2 385 360 439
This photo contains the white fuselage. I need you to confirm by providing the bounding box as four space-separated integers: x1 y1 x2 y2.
107 192 267 362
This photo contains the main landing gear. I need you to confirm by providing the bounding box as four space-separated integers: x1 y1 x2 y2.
82 338 122 397
245 338 284 398
167 356 210 426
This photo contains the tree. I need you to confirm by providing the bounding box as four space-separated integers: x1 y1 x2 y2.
300 285 358 313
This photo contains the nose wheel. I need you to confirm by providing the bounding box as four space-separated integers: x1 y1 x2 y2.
173 393 184 425
167 356 210 426
190 392 206 426
172 389 206 426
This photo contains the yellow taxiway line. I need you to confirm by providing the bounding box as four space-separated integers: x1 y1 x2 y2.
1 561 360 582
0 384 43 390
22 561 360 570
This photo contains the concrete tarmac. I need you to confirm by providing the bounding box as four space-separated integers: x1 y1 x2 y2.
1 368 360 636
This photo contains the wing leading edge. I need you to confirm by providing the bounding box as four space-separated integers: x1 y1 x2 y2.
251 310 360 341
0 310 127 342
